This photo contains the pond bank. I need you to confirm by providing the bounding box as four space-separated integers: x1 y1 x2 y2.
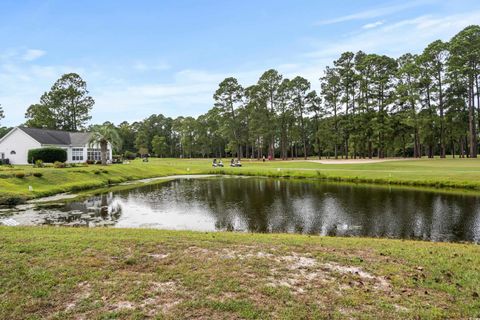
24 174 218 204
1 226 478 319
4 176 479 243
3 158 480 205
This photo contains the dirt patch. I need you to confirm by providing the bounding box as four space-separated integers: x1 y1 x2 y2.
136 280 184 316
186 246 391 295
63 280 184 317
64 281 92 312
110 300 135 311
150 280 178 292
148 253 170 260
321 262 391 291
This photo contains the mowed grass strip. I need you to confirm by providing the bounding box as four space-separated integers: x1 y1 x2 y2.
0 227 479 319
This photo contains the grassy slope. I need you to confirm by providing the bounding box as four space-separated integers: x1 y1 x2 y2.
3 157 480 203
0 227 479 319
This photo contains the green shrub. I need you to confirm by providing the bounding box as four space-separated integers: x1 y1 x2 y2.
15 172 25 179
53 161 66 168
34 159 44 168
33 172 43 178
0 196 26 206
28 148 67 163
124 151 136 160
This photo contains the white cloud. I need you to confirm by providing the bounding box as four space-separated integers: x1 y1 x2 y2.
22 49 46 61
306 10 480 61
92 68 262 123
362 20 385 29
0 49 87 126
315 1 430 25
273 9 480 93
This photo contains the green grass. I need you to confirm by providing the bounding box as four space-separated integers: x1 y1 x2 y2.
0 227 479 319
4 157 480 204
3 160 480 318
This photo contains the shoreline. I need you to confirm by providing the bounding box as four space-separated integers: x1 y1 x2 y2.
3 158 480 205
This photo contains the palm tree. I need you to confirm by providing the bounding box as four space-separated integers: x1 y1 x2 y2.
88 124 122 165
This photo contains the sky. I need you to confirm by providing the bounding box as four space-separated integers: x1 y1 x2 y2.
1 0 480 127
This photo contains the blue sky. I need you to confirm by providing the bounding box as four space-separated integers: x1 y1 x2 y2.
1 0 480 127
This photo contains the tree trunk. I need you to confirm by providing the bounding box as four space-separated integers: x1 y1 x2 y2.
451 139 455 158
101 141 108 165
345 138 349 159
468 81 477 158
439 71 446 158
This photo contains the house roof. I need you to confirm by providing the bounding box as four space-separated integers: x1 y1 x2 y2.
18 127 92 146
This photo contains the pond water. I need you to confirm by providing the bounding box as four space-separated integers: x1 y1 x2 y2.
2 176 480 243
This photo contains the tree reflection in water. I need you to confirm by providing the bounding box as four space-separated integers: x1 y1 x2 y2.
13 177 480 243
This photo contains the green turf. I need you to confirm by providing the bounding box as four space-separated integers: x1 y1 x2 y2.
0 227 478 319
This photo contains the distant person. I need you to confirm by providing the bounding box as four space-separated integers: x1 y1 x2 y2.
218 160 224 167
212 158 217 167
262 155 266 162
236 159 242 167
230 159 235 167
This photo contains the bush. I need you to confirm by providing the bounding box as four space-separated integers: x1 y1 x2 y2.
33 172 43 178
124 151 136 160
0 196 26 206
15 172 25 179
86 160 95 165
34 159 44 168
28 148 67 163
53 161 66 168
112 155 122 163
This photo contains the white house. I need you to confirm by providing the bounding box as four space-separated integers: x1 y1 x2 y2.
0 127 112 165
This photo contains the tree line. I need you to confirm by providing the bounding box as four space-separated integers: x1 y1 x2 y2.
2 25 479 160
116 25 480 159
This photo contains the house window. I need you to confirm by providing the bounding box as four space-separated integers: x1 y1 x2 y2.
72 148 84 161
10 150 16 155
87 148 110 161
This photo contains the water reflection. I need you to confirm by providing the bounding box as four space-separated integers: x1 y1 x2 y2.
3 177 480 243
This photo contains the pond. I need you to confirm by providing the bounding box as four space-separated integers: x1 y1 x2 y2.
2 176 480 243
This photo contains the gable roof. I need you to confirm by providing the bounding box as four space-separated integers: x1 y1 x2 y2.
18 127 92 146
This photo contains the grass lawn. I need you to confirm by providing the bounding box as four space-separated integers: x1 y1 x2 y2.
2 160 480 318
3 157 480 204
0 227 479 319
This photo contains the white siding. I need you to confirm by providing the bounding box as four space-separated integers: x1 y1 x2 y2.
67 143 112 163
66 146 88 163
0 128 41 164
0 128 114 165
